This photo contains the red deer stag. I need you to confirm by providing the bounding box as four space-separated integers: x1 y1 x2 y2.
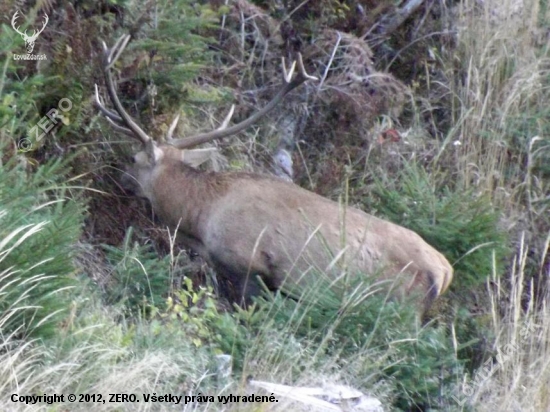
95 35 453 314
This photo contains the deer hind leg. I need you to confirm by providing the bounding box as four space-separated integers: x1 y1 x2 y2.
214 254 287 307
405 269 440 314
207 258 265 307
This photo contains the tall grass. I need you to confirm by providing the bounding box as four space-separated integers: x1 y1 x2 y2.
462 234 550 411
2 233 547 411
0 292 216 411
440 2 550 409
447 0 550 209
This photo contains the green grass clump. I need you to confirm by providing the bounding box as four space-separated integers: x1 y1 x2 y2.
102 231 173 314
0 155 84 339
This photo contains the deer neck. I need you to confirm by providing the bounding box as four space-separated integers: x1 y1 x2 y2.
150 161 224 238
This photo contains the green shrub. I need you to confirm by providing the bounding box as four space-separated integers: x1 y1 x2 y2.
102 231 251 357
226 272 467 410
360 163 509 290
357 162 509 382
0 155 84 339
102 231 173 315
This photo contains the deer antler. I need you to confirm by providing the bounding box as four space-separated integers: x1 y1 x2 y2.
94 35 152 146
168 54 317 149
95 34 317 151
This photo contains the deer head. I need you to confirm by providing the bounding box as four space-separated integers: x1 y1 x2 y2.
94 35 452 314
11 11 49 54
94 35 315 197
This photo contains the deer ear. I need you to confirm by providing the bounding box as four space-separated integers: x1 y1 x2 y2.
181 148 219 168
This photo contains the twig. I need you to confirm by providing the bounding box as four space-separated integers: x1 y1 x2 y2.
317 31 342 92
378 0 426 38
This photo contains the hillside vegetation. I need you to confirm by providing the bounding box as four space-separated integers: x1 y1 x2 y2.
0 0 549 411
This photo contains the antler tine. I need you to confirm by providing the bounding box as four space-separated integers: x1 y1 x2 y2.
93 84 134 137
104 115 136 137
295 53 318 83
106 35 131 69
94 84 123 123
169 53 316 150
165 105 235 145
166 114 181 141
218 104 236 130
282 58 296 83
99 35 152 146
